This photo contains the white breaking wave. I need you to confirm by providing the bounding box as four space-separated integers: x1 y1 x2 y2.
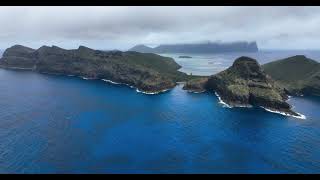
214 92 232 108
214 92 252 108
235 104 253 108
136 88 170 95
260 106 306 120
102 79 121 85
101 78 168 95
214 91 306 119
81 77 95 80
5 67 32 70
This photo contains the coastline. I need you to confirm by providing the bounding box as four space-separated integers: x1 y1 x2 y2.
214 91 306 119
261 106 306 120
2 68 171 96
0 66 33 70
102 79 121 85
0 67 311 118
81 76 97 80
187 90 206 94
101 78 170 95
214 92 232 108
136 88 171 95
214 92 253 108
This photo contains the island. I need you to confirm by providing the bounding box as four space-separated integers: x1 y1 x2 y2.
179 56 192 58
0 45 190 94
129 41 258 54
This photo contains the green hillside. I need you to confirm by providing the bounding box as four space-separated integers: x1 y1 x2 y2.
262 55 320 96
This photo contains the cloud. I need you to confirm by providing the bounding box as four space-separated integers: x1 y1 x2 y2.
0 6 319 50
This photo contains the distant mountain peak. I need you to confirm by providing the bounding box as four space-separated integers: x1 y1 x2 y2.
78 45 93 50
129 44 154 53
129 41 258 53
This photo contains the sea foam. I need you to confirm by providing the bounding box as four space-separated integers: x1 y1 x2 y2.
214 92 232 108
102 79 121 85
136 88 170 95
261 106 306 120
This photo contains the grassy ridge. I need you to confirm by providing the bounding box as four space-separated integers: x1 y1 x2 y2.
262 55 320 95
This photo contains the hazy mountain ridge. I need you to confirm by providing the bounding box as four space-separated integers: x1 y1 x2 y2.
129 41 258 53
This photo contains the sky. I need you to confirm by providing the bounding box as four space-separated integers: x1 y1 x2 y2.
0 6 320 50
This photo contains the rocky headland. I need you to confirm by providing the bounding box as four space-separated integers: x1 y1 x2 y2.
0 45 189 94
183 56 306 118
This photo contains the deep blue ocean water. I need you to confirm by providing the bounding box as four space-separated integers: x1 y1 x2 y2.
0 67 320 173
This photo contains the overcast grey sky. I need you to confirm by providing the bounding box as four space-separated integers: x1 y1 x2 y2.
0 6 320 50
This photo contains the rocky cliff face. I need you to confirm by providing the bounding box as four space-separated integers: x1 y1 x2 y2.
0 45 189 93
182 77 208 93
184 56 300 116
1 45 37 69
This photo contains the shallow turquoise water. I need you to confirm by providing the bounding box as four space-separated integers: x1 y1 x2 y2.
0 69 319 173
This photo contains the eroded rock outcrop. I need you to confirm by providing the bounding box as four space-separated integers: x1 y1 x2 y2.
182 77 208 93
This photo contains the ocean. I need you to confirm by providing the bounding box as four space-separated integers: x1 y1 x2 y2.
0 50 320 173
160 50 320 75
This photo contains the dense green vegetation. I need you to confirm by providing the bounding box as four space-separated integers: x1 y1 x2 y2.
262 55 320 96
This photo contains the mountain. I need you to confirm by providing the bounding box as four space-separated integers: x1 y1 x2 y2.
183 56 301 117
0 45 189 93
129 41 258 54
129 45 155 53
262 55 320 96
1 45 37 68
